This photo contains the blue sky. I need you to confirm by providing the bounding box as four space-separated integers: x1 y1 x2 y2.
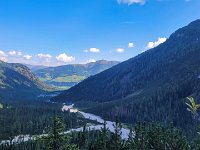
0 0 200 66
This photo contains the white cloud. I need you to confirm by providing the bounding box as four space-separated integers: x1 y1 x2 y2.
84 48 100 53
8 50 17 55
116 48 125 53
56 53 75 63
23 55 32 60
8 50 22 56
90 48 100 53
117 0 145 5
128 42 134 48
145 37 167 50
87 59 96 63
37 53 52 59
0 50 8 62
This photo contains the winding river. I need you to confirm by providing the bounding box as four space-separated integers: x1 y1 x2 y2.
1 104 130 145
62 104 130 139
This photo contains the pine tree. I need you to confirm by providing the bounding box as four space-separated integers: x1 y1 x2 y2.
131 122 148 150
41 113 79 150
94 121 110 150
125 128 135 150
100 121 109 150
110 118 124 150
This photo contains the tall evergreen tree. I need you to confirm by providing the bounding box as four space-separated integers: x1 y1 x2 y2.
92 121 110 150
110 118 124 150
41 113 78 150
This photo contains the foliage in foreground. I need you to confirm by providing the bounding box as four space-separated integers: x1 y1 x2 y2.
39 114 78 150
2 120 200 150
1 96 200 149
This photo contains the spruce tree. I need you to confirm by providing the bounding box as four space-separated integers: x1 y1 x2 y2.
94 121 110 150
41 113 78 150
110 118 124 150
125 128 135 150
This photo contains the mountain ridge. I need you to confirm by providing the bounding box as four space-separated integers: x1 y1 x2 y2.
34 60 119 90
0 61 52 101
51 19 200 129
52 19 200 103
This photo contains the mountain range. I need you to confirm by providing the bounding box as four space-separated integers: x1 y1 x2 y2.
52 20 200 129
34 60 119 90
0 61 51 101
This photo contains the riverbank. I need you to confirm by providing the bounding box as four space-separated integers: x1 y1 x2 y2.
0 104 130 145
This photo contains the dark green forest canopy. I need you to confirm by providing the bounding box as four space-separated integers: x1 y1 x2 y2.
0 101 90 141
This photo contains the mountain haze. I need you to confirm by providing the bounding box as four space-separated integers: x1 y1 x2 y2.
25 64 47 72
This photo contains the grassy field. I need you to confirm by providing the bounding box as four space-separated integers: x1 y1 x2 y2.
52 75 86 82
38 75 87 90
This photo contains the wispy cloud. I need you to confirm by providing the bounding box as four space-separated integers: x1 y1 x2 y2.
37 53 52 60
87 59 96 63
116 48 125 53
23 55 32 60
84 48 100 53
117 0 145 5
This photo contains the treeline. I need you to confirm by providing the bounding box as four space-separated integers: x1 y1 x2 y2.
1 116 200 150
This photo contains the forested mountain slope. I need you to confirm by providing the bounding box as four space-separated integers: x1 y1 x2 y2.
34 60 119 89
0 61 51 101
52 20 200 129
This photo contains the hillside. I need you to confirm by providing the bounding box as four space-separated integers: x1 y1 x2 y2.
52 20 200 129
34 60 119 90
0 61 52 101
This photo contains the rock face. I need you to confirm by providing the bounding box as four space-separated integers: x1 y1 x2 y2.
0 61 51 101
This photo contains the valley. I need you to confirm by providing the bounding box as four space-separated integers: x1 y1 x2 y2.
0 102 130 145
52 20 200 133
33 60 119 90
0 0 200 148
